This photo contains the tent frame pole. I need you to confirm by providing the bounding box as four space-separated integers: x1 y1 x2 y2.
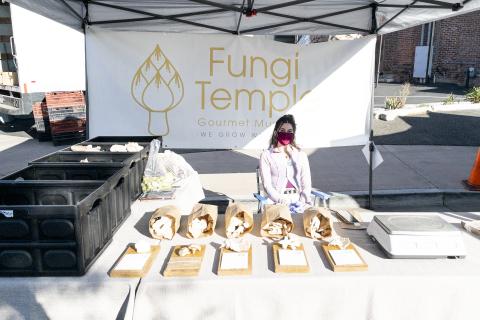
378 4 453 9
88 0 235 33
59 0 84 22
82 0 90 139
86 0 374 35
256 10 371 33
368 3 378 210
235 0 246 34
91 9 228 26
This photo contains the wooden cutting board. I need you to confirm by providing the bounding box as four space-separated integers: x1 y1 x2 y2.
321 243 368 272
217 246 252 276
163 244 206 277
273 243 310 273
109 244 160 278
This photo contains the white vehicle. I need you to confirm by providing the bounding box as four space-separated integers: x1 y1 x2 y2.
0 2 85 122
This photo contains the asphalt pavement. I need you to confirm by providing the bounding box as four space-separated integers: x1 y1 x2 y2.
373 109 480 146
374 82 468 108
372 83 479 146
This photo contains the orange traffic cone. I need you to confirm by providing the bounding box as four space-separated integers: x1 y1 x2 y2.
465 148 480 190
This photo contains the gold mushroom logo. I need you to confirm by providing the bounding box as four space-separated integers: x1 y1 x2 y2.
131 44 184 136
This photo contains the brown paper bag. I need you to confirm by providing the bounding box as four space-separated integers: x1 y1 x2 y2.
148 205 181 240
261 204 294 239
187 203 218 238
224 203 254 238
303 207 333 240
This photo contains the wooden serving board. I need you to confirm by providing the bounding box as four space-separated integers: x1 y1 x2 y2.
109 244 160 278
273 243 310 273
217 246 252 276
461 221 480 236
321 243 368 272
163 245 206 277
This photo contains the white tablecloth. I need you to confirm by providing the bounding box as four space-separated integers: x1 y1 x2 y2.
4 169 478 320
0 173 204 320
131 210 480 320
0 228 138 320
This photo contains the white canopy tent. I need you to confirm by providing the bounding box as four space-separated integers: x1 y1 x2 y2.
6 0 480 35
5 0 480 208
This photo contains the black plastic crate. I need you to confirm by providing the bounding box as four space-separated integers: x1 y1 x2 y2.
30 152 144 201
86 136 157 143
30 152 137 165
73 138 152 156
2 165 131 234
70 140 151 167
0 182 111 276
51 131 86 146
64 142 150 198
66 142 149 159
62 138 155 199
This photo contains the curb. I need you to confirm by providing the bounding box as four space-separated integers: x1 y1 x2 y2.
214 188 480 210
374 102 480 121
328 188 480 209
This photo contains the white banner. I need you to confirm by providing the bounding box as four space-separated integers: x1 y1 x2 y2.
86 29 375 149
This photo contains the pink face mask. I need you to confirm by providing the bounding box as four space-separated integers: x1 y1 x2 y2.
277 132 294 145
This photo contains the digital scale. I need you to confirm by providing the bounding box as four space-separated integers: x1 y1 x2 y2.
367 214 466 259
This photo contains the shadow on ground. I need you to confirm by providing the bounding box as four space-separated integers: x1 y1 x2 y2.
374 111 480 146
180 150 259 174
408 83 468 95
0 117 36 138
0 139 66 177
375 82 468 96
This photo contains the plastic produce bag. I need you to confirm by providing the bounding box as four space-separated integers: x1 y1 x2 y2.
142 139 197 196
144 139 195 179
144 139 166 177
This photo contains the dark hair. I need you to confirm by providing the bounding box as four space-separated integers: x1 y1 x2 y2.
269 114 299 149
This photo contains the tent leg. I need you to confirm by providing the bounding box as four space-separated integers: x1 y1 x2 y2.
84 29 90 139
368 130 374 209
83 2 90 140
368 34 381 210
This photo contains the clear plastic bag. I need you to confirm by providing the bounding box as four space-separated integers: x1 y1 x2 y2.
142 139 196 194
144 140 195 179
144 139 166 177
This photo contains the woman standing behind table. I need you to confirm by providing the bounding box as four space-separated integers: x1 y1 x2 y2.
259 114 313 209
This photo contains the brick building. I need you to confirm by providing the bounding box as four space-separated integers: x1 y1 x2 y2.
378 11 480 87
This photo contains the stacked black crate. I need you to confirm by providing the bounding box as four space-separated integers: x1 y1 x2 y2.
0 137 151 276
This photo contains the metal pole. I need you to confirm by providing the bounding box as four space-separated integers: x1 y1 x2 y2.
83 1 90 139
425 22 434 83
367 5 378 210
371 35 384 208
369 130 374 209
376 34 383 88
83 31 90 139
368 55 376 210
